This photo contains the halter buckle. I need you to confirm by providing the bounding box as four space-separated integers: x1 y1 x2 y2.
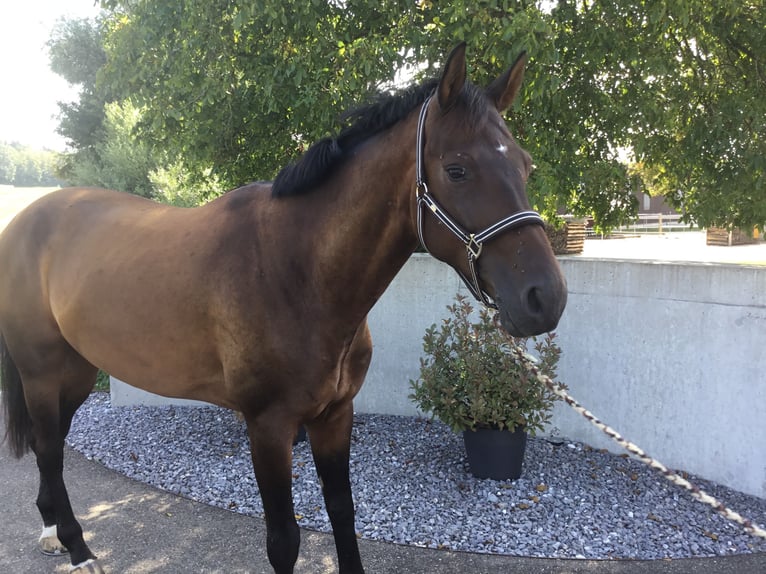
466 235 483 259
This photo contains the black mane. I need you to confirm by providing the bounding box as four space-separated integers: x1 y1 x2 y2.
271 78 490 198
271 80 436 198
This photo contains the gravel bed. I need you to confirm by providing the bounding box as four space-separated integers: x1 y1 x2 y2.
67 394 766 560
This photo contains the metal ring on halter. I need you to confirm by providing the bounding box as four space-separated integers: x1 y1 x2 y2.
466 235 482 259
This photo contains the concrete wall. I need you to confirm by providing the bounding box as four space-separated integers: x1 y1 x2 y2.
111 254 766 498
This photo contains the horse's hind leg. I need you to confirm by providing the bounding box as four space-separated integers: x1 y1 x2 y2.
22 345 104 572
36 476 66 556
33 386 86 556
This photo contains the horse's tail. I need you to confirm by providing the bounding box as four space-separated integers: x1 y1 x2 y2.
1 335 32 458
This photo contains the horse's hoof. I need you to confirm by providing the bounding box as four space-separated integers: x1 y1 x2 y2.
70 558 105 573
39 534 68 556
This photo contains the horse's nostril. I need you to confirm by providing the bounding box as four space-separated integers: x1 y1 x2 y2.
526 286 543 315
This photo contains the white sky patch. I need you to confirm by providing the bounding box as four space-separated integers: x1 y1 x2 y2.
0 0 100 150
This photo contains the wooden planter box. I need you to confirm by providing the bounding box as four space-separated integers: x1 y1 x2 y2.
545 221 586 255
706 227 756 246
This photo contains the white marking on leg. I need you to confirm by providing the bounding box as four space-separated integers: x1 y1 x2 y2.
39 525 57 541
39 523 67 556
70 558 96 572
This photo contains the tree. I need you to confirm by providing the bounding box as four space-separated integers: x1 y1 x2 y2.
98 0 641 228
57 1 764 230
0 143 16 184
613 1 765 232
48 16 111 186
48 17 109 155
48 14 221 201
63 100 156 195
0 143 62 187
100 0 415 188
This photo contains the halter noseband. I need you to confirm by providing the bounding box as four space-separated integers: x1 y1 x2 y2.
415 95 545 309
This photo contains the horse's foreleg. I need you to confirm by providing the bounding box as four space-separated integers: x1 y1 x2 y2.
246 417 300 574
306 321 371 574
307 402 364 574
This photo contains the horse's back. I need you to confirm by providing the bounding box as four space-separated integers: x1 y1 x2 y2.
0 188 134 312
0 187 170 263
0 187 181 318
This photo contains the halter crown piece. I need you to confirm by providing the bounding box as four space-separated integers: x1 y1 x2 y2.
414 95 545 309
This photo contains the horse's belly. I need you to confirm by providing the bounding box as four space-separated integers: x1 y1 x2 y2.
46 247 228 405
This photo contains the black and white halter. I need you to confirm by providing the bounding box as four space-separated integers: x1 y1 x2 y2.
414 95 545 309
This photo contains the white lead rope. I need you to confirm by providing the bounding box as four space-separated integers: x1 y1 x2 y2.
506 342 766 540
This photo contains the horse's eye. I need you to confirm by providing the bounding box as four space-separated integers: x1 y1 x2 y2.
445 165 467 182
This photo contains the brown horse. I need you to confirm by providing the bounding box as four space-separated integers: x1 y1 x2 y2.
0 44 566 574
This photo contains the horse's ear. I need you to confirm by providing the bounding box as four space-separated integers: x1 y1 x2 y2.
486 51 528 113
437 43 467 113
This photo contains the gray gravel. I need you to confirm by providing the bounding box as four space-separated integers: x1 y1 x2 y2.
66 393 766 560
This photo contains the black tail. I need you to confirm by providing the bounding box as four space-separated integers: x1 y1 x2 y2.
1 336 32 458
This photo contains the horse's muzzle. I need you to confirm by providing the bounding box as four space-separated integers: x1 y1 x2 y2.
496 274 568 337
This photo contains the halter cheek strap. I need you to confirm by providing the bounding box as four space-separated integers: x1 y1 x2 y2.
414 95 545 309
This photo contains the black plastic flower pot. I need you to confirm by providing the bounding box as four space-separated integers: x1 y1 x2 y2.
462 426 527 480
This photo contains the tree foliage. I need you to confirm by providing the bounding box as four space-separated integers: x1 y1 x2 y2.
100 0 415 187
52 1 765 230
62 100 156 196
48 17 109 157
0 143 62 187
592 0 766 231
48 14 221 202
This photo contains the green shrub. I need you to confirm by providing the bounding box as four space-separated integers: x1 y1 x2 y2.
94 370 110 392
149 160 224 207
410 294 562 434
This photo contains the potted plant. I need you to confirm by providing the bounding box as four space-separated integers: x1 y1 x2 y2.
410 294 562 480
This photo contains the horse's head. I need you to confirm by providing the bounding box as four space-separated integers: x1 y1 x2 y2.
414 44 567 336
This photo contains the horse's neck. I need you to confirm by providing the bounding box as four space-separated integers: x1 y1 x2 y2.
300 117 420 324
